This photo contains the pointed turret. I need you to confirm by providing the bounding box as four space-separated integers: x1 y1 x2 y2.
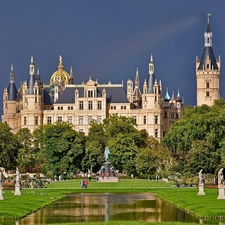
36 68 41 83
147 53 155 93
27 55 36 94
69 66 74 84
198 13 218 71
176 89 182 102
7 64 17 101
133 68 141 106
164 88 170 101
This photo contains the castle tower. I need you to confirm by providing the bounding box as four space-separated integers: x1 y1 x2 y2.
196 14 221 106
20 56 43 132
142 54 162 109
2 65 19 132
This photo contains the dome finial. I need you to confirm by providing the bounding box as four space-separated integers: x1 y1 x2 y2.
58 55 64 70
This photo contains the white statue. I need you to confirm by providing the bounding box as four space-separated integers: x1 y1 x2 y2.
104 147 110 162
16 167 20 184
199 169 204 184
218 168 224 185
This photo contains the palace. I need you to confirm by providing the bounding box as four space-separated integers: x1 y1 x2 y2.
2 53 183 141
3 15 218 140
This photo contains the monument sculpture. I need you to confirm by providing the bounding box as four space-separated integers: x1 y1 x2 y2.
14 167 21 196
197 169 205 195
217 168 225 199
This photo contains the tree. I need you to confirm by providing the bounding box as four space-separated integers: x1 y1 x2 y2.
33 122 85 176
16 128 36 172
83 121 106 173
136 136 177 178
184 140 221 175
0 123 20 170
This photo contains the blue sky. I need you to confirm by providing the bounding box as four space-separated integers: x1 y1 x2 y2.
1 0 225 115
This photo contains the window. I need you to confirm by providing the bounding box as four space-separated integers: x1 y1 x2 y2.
124 106 126 110
58 117 62 123
206 91 210 97
207 64 209 69
71 106 73 110
132 116 137 123
88 116 93 124
88 101 93 110
35 97 37 103
206 82 210 88
97 101 102 110
79 116 84 125
143 116 146 124
164 112 167 118
155 129 158 138
114 106 116 110
61 107 63 110
97 116 102 124
58 107 60 110
24 117 27 125
79 101 84 110
88 90 93 97
121 106 123 109
155 96 157 101
47 117 52 124
154 115 158 124
79 129 84 132
68 116 73 123
35 116 38 125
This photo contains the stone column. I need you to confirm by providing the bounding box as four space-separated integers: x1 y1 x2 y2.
0 172 4 200
198 183 205 195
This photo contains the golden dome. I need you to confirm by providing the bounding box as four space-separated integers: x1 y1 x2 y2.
49 55 70 85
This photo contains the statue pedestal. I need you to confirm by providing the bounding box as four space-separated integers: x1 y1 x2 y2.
217 185 225 199
14 183 21 196
198 183 205 195
0 185 3 200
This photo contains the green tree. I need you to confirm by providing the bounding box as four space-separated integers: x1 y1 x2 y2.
136 136 177 178
16 128 36 173
0 123 20 170
33 122 85 176
83 121 106 173
184 140 221 175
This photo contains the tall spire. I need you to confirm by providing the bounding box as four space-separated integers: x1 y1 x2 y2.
28 55 36 94
7 64 17 101
135 68 139 87
147 53 155 93
204 13 212 47
198 14 218 70
10 64 14 83
29 54 35 75
69 66 74 84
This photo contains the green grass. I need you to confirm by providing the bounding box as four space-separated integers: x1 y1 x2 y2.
0 179 224 222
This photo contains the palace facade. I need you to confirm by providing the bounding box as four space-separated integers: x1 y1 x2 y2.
2 54 183 141
3 15 218 140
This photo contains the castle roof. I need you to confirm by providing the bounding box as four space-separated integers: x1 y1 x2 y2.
54 86 129 104
198 46 218 70
7 83 17 101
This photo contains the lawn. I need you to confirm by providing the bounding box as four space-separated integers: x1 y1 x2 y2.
0 179 224 223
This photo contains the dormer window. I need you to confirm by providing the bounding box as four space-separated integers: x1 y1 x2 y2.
88 90 93 97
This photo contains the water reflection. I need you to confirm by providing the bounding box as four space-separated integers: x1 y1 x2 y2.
1 193 210 225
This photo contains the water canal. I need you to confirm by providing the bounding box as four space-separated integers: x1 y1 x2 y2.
1 193 222 224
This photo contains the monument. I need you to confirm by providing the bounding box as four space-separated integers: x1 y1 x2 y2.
14 167 21 196
0 172 4 200
217 168 225 199
98 147 118 182
197 169 205 195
